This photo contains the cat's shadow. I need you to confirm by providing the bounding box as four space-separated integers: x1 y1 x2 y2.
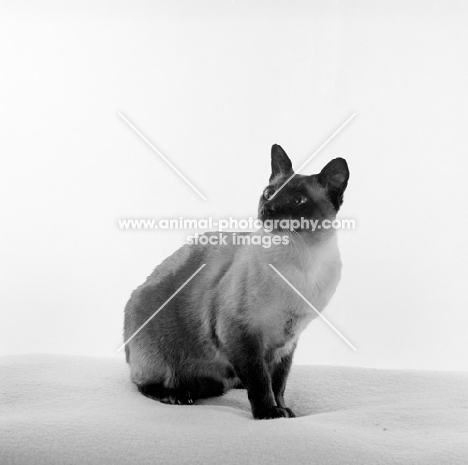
198 388 251 413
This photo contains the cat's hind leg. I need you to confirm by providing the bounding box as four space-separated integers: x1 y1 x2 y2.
137 376 225 405
182 376 225 401
137 383 194 405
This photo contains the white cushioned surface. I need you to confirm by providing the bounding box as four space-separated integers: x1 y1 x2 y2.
1 355 467 465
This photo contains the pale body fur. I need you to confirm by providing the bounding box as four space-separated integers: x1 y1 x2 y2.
124 227 341 388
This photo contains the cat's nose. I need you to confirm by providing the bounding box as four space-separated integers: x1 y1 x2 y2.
265 205 276 215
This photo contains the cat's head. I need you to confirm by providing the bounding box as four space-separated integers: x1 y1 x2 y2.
258 144 349 231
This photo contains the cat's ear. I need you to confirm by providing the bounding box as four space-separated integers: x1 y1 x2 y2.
270 144 293 181
318 158 349 209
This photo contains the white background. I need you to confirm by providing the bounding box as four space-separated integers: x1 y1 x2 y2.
1 0 467 370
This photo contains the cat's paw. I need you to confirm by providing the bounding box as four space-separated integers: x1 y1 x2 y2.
160 391 194 405
254 406 295 420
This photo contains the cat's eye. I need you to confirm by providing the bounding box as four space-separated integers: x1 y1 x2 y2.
292 193 306 205
264 187 275 200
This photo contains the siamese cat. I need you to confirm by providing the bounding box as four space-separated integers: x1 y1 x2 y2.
124 144 349 420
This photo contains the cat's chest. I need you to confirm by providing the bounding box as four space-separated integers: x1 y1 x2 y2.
249 239 342 341
268 238 340 303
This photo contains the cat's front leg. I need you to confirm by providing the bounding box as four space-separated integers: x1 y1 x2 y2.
270 345 297 418
226 324 293 420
